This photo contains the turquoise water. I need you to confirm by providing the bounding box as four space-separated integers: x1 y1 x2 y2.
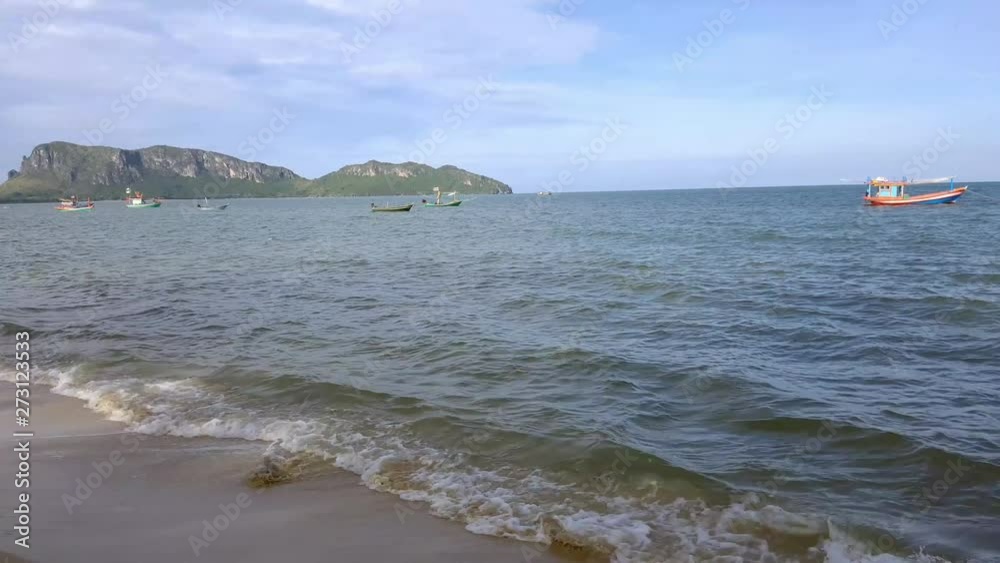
2 185 998 562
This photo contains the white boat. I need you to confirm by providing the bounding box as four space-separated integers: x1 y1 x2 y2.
196 198 228 211
124 188 161 208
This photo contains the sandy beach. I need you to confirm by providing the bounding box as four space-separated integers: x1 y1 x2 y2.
0 383 581 563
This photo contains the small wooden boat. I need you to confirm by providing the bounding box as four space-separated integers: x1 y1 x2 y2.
371 203 413 212
864 177 967 206
57 204 95 212
127 200 161 208
56 202 94 212
197 198 228 211
124 188 161 208
423 187 462 207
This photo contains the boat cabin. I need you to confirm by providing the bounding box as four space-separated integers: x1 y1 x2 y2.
865 178 908 199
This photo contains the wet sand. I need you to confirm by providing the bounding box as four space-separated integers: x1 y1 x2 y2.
0 383 580 563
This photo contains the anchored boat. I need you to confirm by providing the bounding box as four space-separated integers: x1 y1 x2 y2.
864 177 967 206
371 203 413 212
197 198 228 211
423 187 462 207
125 188 162 208
55 196 94 212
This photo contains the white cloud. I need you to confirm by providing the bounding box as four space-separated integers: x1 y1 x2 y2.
0 0 607 177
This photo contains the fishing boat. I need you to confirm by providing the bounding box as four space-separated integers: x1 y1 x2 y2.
127 199 161 208
55 196 94 212
124 188 161 208
423 187 462 207
370 203 413 212
196 198 228 211
537 191 552 196
425 200 462 207
864 177 967 206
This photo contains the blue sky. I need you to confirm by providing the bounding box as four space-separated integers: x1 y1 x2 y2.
2 0 996 191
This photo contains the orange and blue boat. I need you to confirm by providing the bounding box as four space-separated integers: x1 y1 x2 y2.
864 176 967 206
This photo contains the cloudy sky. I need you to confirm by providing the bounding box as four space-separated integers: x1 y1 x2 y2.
2 0 996 191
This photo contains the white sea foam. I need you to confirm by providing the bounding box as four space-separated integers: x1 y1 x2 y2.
26 366 956 563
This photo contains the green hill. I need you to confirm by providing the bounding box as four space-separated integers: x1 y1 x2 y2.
0 142 512 202
306 161 512 197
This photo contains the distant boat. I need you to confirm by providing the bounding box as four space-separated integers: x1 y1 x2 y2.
371 202 413 212
56 197 94 212
126 199 161 208
537 191 552 196
124 188 161 208
197 197 228 211
864 176 967 206
424 187 462 207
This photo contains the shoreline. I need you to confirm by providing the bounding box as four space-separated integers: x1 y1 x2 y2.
4 181 998 204
0 383 582 563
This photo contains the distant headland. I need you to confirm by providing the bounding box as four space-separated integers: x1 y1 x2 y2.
0 141 512 202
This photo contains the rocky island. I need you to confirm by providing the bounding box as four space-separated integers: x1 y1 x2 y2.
0 141 512 202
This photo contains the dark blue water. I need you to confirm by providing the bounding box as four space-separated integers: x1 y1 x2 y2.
2 184 998 562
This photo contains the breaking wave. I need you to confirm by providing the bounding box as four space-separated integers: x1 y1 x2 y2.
5 365 959 563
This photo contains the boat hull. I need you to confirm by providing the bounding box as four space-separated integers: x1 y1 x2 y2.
126 202 161 208
425 200 462 207
372 204 413 212
197 204 228 211
865 187 967 206
56 205 94 212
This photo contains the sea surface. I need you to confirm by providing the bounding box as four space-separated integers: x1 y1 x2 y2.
2 185 999 563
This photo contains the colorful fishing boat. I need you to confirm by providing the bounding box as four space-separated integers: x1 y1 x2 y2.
125 188 161 208
55 197 94 212
423 187 462 207
864 177 967 206
370 203 413 212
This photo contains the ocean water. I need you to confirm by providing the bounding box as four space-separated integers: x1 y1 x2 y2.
2 185 998 563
